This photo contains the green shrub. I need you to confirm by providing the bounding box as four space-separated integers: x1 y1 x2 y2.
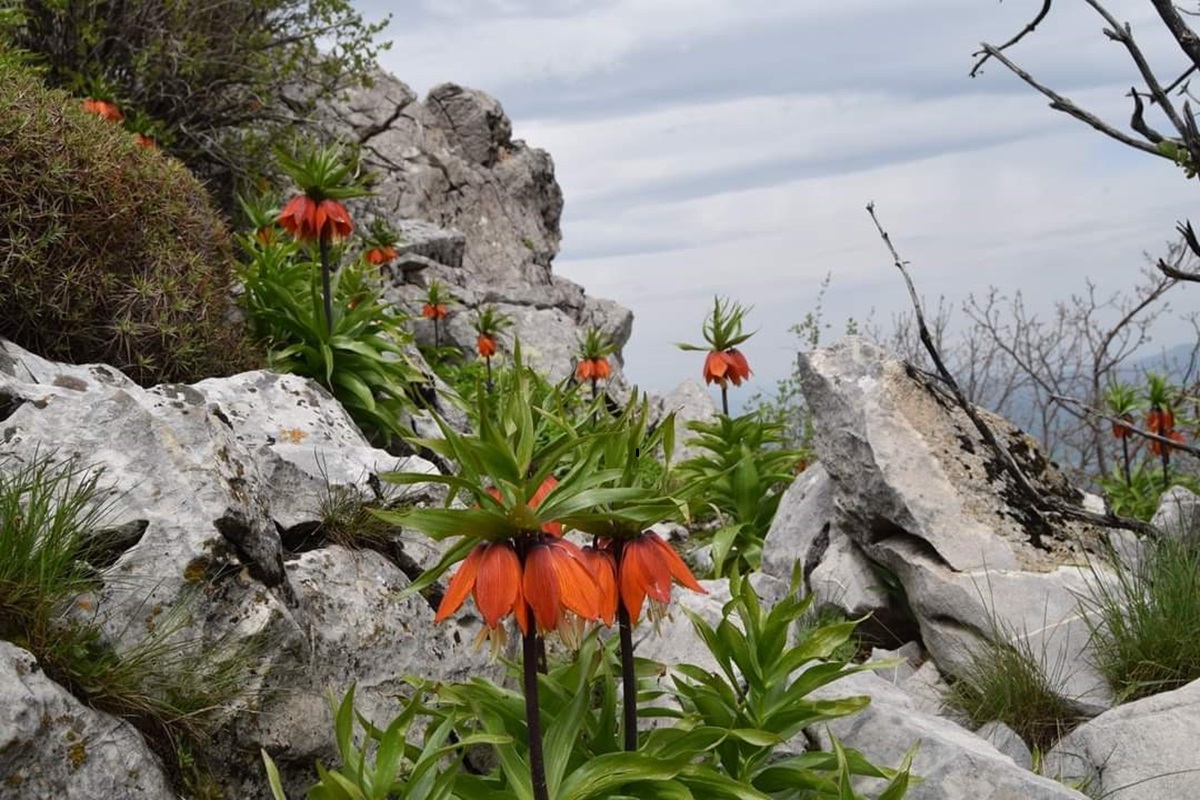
0 59 259 384
1083 527 1200 702
0 0 388 210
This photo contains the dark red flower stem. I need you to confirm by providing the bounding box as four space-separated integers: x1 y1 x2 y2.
1161 442 1171 484
434 318 441 349
1121 435 1132 487
590 377 598 403
486 355 494 394
319 237 334 336
522 621 550 800
612 539 638 752
720 385 729 416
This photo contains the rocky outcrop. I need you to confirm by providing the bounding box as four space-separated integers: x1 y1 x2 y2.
0 339 492 797
320 73 632 382
763 337 1121 713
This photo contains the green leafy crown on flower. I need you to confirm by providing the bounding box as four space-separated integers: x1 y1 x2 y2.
578 326 618 361
275 142 371 201
474 305 514 338
675 296 756 352
424 279 453 307
365 217 400 248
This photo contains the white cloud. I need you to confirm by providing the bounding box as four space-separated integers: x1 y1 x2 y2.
352 0 1200 403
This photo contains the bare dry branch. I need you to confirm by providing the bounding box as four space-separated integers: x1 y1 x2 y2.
975 44 1161 155
971 0 1053 78
867 202 1158 538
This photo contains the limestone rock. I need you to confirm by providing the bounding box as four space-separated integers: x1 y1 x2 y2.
807 671 1087 799
1044 679 1200 799
0 339 491 795
762 463 889 617
0 642 174 800
317 71 633 382
796 337 1116 712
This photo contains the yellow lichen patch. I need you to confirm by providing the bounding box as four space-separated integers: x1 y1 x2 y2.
278 427 308 444
183 557 210 584
67 740 88 771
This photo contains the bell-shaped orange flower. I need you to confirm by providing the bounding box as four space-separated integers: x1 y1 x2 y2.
1147 407 1175 435
278 195 354 243
523 536 601 634
576 357 611 382
581 546 618 627
421 303 448 320
618 531 706 625
619 532 700 623
435 541 526 630
1111 415 1134 440
703 349 752 387
365 245 397 265
1150 429 1186 457
477 334 497 358
82 98 123 123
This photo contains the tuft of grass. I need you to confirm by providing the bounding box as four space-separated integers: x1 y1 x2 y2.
0 453 259 792
1082 527 1200 702
316 482 402 550
943 632 1078 753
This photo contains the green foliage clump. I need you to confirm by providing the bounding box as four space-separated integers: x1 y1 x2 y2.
0 0 389 209
675 412 803 576
942 633 1077 753
1083 525 1200 702
0 59 259 385
238 239 425 443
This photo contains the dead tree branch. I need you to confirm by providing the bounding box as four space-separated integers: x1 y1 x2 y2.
866 202 1158 538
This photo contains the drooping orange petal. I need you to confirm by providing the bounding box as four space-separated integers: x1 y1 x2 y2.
320 199 353 241
547 538 600 621
523 543 564 633
647 531 707 594
530 476 563 536
278 195 315 240
703 351 728 385
726 349 751 385
478 335 497 358
421 303 437 318
576 359 594 382
582 546 618 627
435 304 448 319
618 536 670 624
593 358 611 380
435 543 485 623
473 542 522 628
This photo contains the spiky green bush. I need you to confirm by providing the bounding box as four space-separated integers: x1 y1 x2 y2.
0 58 259 385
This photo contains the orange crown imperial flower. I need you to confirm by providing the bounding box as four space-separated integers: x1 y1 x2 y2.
365 245 398 265
477 335 497 358
616 531 706 625
278 195 354 244
575 357 612 382
82 98 124 123
702 348 753 387
421 303 448 320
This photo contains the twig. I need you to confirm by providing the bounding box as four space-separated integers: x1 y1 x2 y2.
1151 0 1200 74
867 203 1158 539
974 44 1160 155
971 0 1053 78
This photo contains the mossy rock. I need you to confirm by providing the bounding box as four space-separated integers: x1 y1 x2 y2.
0 58 261 385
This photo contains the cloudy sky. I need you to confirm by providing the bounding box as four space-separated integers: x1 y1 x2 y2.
357 0 1198 403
